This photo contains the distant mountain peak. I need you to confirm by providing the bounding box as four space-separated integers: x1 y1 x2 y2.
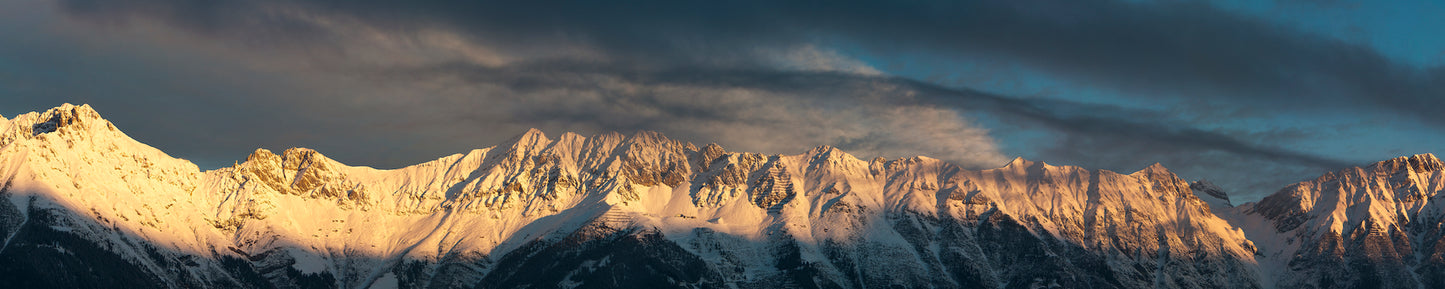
626 130 670 144
804 145 850 160
510 127 551 145
244 147 333 165
7 103 112 137
1368 153 1442 174
1236 152 1445 288
1131 162 1171 176
14 103 1441 289
1003 156 1035 168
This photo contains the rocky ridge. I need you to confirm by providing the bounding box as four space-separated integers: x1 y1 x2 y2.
0 104 1430 288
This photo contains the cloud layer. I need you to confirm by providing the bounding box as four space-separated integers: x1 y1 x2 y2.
4 0 1437 201
59 0 1445 120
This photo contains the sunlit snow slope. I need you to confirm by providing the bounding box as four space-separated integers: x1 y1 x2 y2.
7 103 1416 289
1230 154 1445 289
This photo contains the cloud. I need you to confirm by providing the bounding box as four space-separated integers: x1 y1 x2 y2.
56 0 1445 121
376 59 1353 176
9 0 1018 170
25 0 1433 200
329 63 1017 169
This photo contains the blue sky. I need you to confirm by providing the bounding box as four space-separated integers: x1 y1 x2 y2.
2 0 1442 202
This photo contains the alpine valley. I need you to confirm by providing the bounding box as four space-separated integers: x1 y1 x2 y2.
1 104 1442 289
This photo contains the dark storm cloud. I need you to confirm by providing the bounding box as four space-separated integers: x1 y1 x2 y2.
37 0 1425 199
58 0 1445 122
390 61 1356 169
901 80 1357 169
391 60 1356 198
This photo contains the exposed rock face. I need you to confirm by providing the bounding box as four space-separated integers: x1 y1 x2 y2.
2 103 1432 289
1237 153 1445 289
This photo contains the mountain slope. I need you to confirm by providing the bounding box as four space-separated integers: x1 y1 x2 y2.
1231 154 1445 289
0 104 253 288
0 104 1288 288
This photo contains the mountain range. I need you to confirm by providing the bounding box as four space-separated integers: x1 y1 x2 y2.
0 104 1440 289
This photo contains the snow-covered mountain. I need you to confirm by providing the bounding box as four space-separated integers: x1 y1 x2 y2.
0 103 1429 289
1229 153 1445 289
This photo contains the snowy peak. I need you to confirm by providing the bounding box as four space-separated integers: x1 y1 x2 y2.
236 147 356 199
804 145 842 157
1368 153 1442 174
624 130 670 146
28 103 106 135
499 128 553 154
1124 162 1193 199
1252 152 1444 228
1002 156 1035 169
2 103 118 144
0 103 1380 289
1237 153 1445 288
802 145 866 169
1 104 195 175
1129 162 1171 177
279 147 342 171
618 130 696 156
693 143 727 171
517 127 547 141
242 147 345 171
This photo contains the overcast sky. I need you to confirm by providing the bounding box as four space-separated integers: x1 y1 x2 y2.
3 0 1443 202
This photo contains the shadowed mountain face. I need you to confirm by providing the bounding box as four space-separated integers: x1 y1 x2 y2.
0 104 1435 288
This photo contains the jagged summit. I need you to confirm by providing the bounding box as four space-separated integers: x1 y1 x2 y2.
803 145 864 163
12 103 1440 289
501 127 552 150
626 130 671 144
244 147 346 168
520 127 545 137
1235 151 1445 289
1131 162 1171 175
805 144 839 155
1 103 193 172
1368 152 1442 173
4 103 114 138
1002 156 1036 168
